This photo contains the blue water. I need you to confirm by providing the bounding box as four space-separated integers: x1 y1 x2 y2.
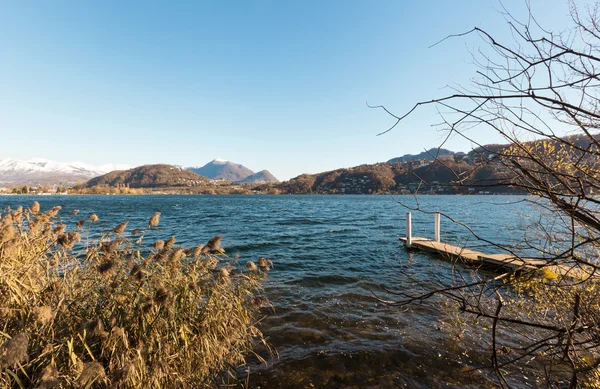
0 194 537 388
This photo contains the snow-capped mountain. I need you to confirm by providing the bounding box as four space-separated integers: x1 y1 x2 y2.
186 158 228 170
0 158 131 186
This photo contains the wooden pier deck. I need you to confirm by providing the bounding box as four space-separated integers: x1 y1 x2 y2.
400 236 592 280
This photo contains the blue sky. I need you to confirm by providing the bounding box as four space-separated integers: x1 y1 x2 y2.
0 0 577 180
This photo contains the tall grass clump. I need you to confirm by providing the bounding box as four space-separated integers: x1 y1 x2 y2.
0 202 271 388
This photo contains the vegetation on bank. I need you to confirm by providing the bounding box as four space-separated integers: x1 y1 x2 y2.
376 1 600 386
0 202 271 388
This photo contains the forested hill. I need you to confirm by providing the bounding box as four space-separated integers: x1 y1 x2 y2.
79 164 209 189
277 154 514 195
278 135 599 195
387 148 458 163
237 170 280 183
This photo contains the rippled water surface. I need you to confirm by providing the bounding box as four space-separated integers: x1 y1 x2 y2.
1 195 538 388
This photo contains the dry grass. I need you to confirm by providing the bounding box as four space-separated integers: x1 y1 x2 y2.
0 202 271 388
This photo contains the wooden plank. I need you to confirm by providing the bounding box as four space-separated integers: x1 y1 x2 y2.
400 236 593 280
401 236 482 263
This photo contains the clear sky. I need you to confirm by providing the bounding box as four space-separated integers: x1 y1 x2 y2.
0 0 579 180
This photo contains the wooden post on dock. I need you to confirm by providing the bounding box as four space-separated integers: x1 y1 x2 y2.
434 212 441 243
406 212 412 248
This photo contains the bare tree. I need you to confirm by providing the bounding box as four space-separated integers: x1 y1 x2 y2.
374 1 600 387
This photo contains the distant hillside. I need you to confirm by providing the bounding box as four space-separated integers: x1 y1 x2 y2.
279 163 404 194
277 144 524 195
80 164 208 188
387 148 455 164
187 159 254 182
237 170 279 184
279 135 600 195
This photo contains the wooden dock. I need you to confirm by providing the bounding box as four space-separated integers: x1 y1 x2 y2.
400 213 594 280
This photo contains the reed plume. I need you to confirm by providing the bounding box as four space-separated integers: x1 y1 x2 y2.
101 239 119 254
0 333 29 368
148 212 160 228
154 287 171 306
52 224 66 235
217 268 230 285
10 207 23 223
98 259 117 274
246 261 258 271
32 306 54 326
171 247 185 262
57 232 81 250
206 235 224 253
130 264 144 281
45 206 61 218
258 257 272 270
0 223 15 243
78 362 106 386
193 245 204 257
165 235 176 249
29 201 40 214
38 365 59 389
113 220 129 234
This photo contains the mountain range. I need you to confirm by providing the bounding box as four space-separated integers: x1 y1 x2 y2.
74 164 278 194
186 159 279 183
1 144 526 192
0 158 131 186
74 136 585 195
0 157 280 187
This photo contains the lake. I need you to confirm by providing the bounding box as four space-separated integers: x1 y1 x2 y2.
0 194 538 388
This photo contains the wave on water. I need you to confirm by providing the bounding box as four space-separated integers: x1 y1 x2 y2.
326 228 359 233
285 274 360 287
226 241 282 252
273 218 328 226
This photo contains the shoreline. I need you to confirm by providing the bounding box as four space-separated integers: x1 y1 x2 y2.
0 192 527 196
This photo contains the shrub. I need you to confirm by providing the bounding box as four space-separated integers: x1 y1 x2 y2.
0 202 270 388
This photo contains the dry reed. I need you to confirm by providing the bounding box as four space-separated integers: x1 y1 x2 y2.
113 220 129 234
148 212 160 228
0 202 271 388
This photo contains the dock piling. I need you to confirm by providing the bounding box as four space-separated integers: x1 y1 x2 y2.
406 212 412 248
434 212 441 243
